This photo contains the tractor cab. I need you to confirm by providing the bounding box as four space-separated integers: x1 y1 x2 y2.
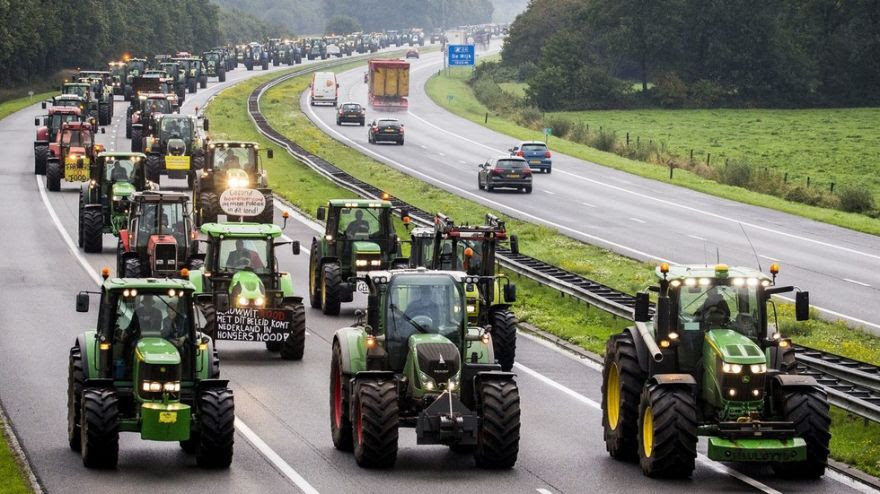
109 62 125 94
202 50 226 80
329 269 521 468
69 276 234 468
194 141 273 225
130 94 175 153
46 94 88 116
117 191 197 278
62 82 93 101
123 58 148 100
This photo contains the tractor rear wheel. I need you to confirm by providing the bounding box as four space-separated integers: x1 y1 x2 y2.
279 302 306 360
130 128 142 153
772 388 831 478
218 69 226 82
82 209 104 253
124 85 132 101
637 384 697 478
78 190 85 247
195 388 235 468
99 103 111 126
352 380 398 468
125 118 132 138
474 378 520 469
67 346 84 451
256 194 274 224
46 160 61 191
490 310 517 372
321 263 342 316
188 78 197 94
330 340 354 451
123 258 143 277
145 154 162 183
80 389 119 469
309 242 322 308
201 303 217 339
198 192 219 225
199 75 207 89
602 332 645 461
34 145 47 175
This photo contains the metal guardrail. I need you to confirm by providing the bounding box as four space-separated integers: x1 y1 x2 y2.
242 64 880 424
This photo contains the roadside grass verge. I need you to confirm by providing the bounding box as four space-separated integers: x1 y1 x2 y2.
425 70 880 236
208 57 880 474
0 417 31 494
0 91 55 121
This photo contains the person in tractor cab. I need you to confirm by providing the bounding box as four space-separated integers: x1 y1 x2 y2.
164 118 183 138
695 286 731 328
344 210 370 238
462 243 483 275
110 160 132 182
222 149 241 169
134 296 165 334
403 284 440 326
224 239 265 270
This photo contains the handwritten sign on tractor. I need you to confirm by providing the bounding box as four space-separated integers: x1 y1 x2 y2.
219 188 266 217
215 307 294 342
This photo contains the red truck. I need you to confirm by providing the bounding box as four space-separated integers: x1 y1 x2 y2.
367 59 410 111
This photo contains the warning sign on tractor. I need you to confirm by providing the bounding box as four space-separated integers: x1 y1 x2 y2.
219 188 266 217
214 307 294 342
165 155 191 171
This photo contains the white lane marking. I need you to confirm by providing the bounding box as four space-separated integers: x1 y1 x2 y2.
688 234 706 241
419 144 427 149
36 130 320 494
543 190 555 195
760 254 781 262
305 100 670 263
844 278 872 287
581 202 596 208
438 152 446 157
629 217 646 224
825 470 880 494
514 361 780 494
459 160 467 164
536 489 554 494
235 419 320 494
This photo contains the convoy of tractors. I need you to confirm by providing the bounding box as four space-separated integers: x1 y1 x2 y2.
27 25 831 485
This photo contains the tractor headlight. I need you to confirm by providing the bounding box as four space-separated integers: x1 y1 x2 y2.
370 260 381 267
418 371 436 391
163 381 181 392
750 364 767 374
254 297 265 307
356 259 368 267
238 296 249 306
227 176 249 188
112 195 122 201
722 363 742 374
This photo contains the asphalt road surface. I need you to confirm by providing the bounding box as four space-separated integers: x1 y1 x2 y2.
0 46 873 493
302 43 880 336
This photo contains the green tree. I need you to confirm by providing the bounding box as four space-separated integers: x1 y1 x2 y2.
325 15 361 35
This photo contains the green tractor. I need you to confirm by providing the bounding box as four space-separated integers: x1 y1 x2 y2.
309 199 409 315
602 263 830 478
78 152 151 253
142 113 207 187
330 269 521 468
172 57 206 93
192 141 274 225
61 82 98 120
189 222 307 360
69 275 233 468
76 72 115 125
408 213 519 371
123 58 148 101
202 50 227 82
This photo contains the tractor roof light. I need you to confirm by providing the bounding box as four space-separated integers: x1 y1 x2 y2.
770 263 780 275
698 278 711 286
670 280 681 287
732 277 745 287
101 267 110 279
659 262 669 274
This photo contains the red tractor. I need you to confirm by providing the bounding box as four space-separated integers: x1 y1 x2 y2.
46 122 104 192
34 106 84 175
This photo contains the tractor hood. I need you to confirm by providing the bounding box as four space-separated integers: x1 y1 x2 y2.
112 181 135 199
136 337 181 365
705 329 765 365
411 334 461 386
352 241 381 255
230 270 265 303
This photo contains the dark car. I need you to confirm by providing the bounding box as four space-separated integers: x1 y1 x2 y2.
336 102 365 126
510 140 552 173
405 48 420 59
367 118 404 145
478 156 532 193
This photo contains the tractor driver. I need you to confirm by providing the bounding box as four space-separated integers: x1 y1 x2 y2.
133 296 165 334
403 284 440 330
344 209 370 238
110 160 131 182
222 148 241 169
225 239 265 270
694 286 731 328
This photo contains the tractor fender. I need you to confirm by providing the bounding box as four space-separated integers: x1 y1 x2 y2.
625 326 651 374
188 269 206 293
474 370 515 383
34 138 48 148
83 378 114 389
282 296 303 306
119 229 131 252
76 331 100 379
333 329 368 375
647 374 697 390
196 379 230 391
195 335 215 380
772 373 819 389
82 203 102 212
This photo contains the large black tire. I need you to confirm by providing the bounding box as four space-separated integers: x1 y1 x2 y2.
125 117 132 139
123 257 143 278
321 263 342 316
68 346 84 451
130 128 142 153
78 191 84 248
201 303 217 339
637 385 698 478
196 388 235 468
602 332 645 461
772 388 831 478
124 85 132 101
474 378 520 468
330 340 354 451
218 69 226 82
145 154 162 183
46 160 62 191
490 310 517 372
188 78 197 94
256 194 274 224
308 242 321 308
81 208 104 253
262 60 269 70
99 103 111 126
279 302 306 360
199 75 207 89
352 380 398 468
80 389 119 469
198 191 219 225
34 145 47 175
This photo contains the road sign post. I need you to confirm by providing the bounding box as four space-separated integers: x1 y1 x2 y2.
544 127 552 144
447 44 475 67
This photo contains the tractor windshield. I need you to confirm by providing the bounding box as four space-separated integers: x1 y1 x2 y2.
677 282 761 338
145 99 172 115
113 291 192 344
50 114 78 130
386 275 464 365
214 147 256 172
62 130 92 148
135 202 188 249
338 207 387 240
160 118 193 139
63 85 89 98
205 53 220 62
217 238 270 274
105 158 137 182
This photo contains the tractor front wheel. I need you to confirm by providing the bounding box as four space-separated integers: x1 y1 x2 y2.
145 154 162 183
80 389 119 469
218 69 226 82
67 346 84 451
188 78 197 94
123 258 143 278
279 302 306 360
81 209 104 253
352 380 398 468
130 128 142 153
99 103 111 126
602 332 645 461
46 160 62 191
199 75 207 89
256 194 274 224
474 378 520 468
490 310 517 372
198 192 219 225
195 388 235 468
34 145 48 175
330 340 353 451
772 388 831 478
308 242 321 308
321 263 343 316
637 384 697 478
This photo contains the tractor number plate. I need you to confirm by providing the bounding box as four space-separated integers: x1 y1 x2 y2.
165 155 190 171
159 411 178 424
357 281 368 293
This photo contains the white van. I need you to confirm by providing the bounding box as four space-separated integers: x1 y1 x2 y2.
310 71 338 107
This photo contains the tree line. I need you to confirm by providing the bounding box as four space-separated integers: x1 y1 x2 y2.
501 0 880 110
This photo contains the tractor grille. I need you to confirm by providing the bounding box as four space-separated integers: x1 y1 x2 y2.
416 342 460 384
154 244 177 272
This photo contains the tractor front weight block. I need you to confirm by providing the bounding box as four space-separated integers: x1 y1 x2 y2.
415 393 478 445
707 437 806 463
140 402 192 441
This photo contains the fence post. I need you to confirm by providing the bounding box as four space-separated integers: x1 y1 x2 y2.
669 163 674 179
706 153 711 166
784 172 788 183
690 149 694 161
830 182 835 193
807 176 811 187
484 112 488 123
626 132 630 147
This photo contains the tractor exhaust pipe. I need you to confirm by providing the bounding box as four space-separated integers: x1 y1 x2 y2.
636 321 664 362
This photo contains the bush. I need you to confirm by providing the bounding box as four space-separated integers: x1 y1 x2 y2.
569 121 589 144
473 76 505 111
652 72 687 108
687 79 726 108
837 184 876 213
516 106 543 129
517 61 537 81
717 160 753 187
784 185 824 206
589 129 617 152
545 116 572 138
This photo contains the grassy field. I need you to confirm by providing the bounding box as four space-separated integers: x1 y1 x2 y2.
426 71 880 236
208 56 880 476
0 417 31 494
0 91 55 121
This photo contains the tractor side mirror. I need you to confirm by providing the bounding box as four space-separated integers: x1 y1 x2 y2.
503 283 516 303
41 101 47 109
34 118 39 126
509 235 519 255
316 206 326 221
76 292 90 313
100 127 105 134
215 292 230 312
795 291 810 321
634 292 651 322
203 118 210 131
291 240 300 255
267 149 274 159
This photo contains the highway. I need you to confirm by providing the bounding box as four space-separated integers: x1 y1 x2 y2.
0 47 871 493
301 44 880 335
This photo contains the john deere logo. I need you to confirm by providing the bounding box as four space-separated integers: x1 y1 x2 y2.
742 375 751 384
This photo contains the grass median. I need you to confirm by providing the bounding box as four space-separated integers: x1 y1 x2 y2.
0 91 55 121
206 56 880 477
0 416 31 494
